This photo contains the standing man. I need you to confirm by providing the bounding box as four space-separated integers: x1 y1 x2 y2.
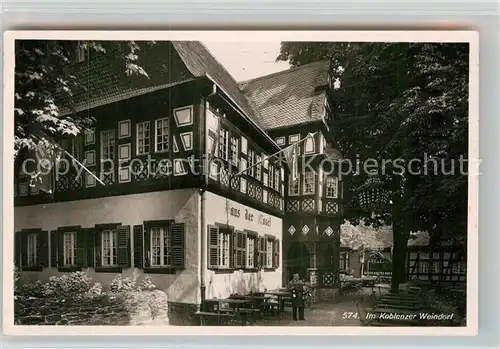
288 273 306 321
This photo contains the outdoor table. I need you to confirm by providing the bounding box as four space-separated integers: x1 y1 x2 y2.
203 298 252 325
264 290 290 315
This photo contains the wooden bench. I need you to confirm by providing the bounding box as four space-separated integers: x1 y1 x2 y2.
237 308 261 325
195 311 234 326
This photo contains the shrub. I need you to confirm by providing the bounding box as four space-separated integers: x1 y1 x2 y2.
16 270 103 300
108 271 157 293
14 266 21 294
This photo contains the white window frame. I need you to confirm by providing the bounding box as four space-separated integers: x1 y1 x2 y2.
266 240 273 268
217 231 231 269
246 235 256 269
432 260 441 273
26 233 37 266
230 136 239 165
150 226 171 267
419 261 429 273
219 128 229 161
303 172 315 195
255 155 262 181
325 176 338 198
136 121 151 155
247 149 255 177
101 229 118 266
288 134 300 145
154 118 169 153
274 166 280 191
289 176 300 196
63 231 77 266
268 166 275 189
304 136 315 154
100 129 115 161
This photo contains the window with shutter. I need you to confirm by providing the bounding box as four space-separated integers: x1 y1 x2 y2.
55 226 86 272
142 220 183 274
94 223 122 272
245 233 257 269
20 229 47 271
208 225 234 270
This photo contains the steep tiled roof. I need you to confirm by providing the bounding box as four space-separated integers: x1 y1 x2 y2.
171 41 258 123
60 42 194 115
59 41 328 136
238 60 330 130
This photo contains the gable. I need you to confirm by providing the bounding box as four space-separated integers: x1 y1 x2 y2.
238 60 330 130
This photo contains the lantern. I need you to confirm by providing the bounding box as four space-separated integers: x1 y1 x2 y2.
356 174 390 212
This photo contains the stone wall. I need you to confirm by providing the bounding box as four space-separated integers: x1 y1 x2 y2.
15 290 170 326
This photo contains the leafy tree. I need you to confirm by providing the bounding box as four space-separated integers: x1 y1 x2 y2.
340 219 388 252
278 42 469 290
340 220 391 277
14 40 154 158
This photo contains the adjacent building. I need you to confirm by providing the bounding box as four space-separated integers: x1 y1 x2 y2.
14 41 343 323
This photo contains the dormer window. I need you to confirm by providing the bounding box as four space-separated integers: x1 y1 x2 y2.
76 41 86 63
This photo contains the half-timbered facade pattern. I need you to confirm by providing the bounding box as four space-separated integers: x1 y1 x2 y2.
14 40 341 320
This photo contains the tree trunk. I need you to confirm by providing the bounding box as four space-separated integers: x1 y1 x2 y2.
391 180 412 293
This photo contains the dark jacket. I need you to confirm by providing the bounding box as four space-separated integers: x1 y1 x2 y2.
289 281 306 308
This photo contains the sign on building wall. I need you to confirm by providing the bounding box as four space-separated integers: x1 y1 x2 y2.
226 202 273 227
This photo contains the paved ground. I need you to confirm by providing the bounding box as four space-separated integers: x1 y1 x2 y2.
255 293 367 327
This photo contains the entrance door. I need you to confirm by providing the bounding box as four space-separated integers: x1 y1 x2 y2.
286 242 310 282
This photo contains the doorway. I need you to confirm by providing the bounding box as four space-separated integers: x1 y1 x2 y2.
286 242 310 282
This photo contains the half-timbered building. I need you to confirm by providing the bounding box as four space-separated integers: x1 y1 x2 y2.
239 61 343 301
14 41 343 322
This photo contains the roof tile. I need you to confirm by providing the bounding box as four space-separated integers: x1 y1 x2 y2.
238 60 330 130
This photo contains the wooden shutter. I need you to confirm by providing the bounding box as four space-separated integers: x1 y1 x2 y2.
229 229 234 269
21 232 28 266
57 230 64 267
133 225 144 268
37 231 49 267
50 230 57 267
171 223 185 269
258 237 266 268
117 225 131 267
272 239 279 268
14 232 21 267
86 228 95 268
233 231 246 269
240 231 247 269
208 225 219 269
143 226 151 268
76 229 87 267
233 231 240 269
94 230 102 267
